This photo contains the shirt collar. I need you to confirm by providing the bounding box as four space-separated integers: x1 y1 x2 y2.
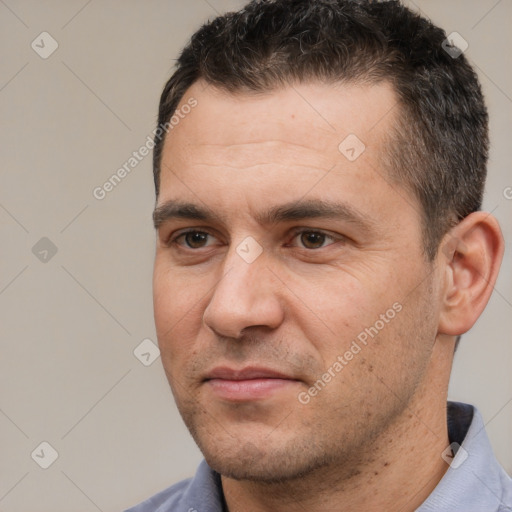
417 401 511 511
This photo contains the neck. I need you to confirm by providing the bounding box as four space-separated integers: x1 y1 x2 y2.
222 353 452 512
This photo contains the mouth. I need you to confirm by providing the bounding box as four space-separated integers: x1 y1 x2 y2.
203 366 301 401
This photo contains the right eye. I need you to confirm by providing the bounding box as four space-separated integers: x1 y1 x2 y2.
170 230 219 249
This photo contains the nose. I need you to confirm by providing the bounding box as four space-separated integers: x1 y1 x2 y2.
202 245 285 339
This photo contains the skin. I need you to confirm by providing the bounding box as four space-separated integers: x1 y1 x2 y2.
152 80 504 511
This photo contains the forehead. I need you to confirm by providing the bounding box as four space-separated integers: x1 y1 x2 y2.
163 79 399 165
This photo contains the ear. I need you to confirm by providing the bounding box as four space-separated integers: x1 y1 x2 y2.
438 212 504 336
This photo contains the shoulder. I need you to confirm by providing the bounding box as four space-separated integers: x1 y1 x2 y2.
124 460 224 512
124 478 192 512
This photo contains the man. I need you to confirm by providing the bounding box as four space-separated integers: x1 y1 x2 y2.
127 0 511 510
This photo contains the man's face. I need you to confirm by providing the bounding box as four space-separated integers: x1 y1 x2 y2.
153 81 442 482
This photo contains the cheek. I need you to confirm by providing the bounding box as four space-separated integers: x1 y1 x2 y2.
153 262 206 357
288 265 416 386
288 273 382 356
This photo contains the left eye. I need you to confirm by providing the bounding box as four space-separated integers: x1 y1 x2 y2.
292 231 337 249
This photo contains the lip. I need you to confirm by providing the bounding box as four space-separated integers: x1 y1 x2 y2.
205 366 294 381
204 366 300 401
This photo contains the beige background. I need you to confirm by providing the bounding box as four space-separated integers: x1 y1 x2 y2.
0 1 510 510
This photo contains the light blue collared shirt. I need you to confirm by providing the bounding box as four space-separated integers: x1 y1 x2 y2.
125 402 512 512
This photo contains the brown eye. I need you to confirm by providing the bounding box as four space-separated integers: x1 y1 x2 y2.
299 231 328 249
182 231 210 248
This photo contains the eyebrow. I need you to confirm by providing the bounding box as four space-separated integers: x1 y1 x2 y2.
153 201 220 229
153 198 375 234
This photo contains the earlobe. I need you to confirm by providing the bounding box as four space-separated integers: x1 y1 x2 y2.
438 212 504 337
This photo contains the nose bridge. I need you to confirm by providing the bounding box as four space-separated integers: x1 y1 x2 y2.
212 241 269 311
202 241 283 337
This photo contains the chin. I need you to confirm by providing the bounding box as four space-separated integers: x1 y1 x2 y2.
195 431 333 483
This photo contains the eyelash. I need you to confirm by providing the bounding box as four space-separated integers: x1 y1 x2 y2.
167 228 341 250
